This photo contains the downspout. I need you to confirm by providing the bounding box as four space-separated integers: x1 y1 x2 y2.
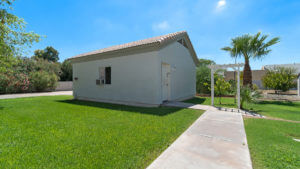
159 51 163 104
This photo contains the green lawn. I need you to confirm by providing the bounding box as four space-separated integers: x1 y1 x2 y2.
185 96 300 121
244 119 300 169
186 96 300 168
185 96 237 108
0 96 203 168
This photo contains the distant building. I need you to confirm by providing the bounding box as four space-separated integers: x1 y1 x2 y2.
224 70 267 88
262 63 300 73
225 63 300 89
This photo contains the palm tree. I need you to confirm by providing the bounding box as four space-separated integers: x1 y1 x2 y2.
222 32 279 87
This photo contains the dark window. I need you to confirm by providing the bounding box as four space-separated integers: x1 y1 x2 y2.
105 67 111 84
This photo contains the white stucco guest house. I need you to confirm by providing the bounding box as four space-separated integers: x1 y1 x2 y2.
68 31 199 107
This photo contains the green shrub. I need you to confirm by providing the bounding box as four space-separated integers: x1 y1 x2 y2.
196 59 217 94
240 86 261 109
29 71 58 91
0 73 10 94
262 67 297 93
196 67 224 94
60 60 72 81
0 57 60 94
252 84 259 91
0 73 30 94
214 77 231 104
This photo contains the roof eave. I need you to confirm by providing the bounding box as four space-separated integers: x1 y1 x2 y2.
68 42 160 63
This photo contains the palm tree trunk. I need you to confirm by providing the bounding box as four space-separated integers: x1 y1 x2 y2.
243 58 252 87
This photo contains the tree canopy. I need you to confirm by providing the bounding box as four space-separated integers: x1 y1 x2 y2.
0 0 41 74
221 32 279 87
196 59 217 94
60 59 72 81
0 0 41 58
198 58 215 66
32 46 59 62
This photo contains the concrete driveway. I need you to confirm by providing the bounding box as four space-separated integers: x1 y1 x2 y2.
147 104 252 169
0 91 72 99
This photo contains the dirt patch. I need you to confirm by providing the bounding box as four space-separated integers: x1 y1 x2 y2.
243 115 300 123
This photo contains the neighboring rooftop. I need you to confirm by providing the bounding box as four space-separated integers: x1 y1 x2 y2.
262 63 300 73
69 31 198 64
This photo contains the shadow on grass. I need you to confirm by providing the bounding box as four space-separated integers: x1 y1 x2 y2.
257 100 298 106
184 97 206 104
185 97 237 108
57 99 183 116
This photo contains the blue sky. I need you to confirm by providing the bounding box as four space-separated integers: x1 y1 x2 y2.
12 0 300 69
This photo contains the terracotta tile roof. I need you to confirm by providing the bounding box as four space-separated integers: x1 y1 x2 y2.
70 31 188 59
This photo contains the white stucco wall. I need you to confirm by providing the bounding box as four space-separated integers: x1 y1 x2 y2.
72 51 162 106
159 41 196 101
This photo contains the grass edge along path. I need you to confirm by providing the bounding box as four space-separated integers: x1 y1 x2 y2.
0 95 204 168
184 96 300 121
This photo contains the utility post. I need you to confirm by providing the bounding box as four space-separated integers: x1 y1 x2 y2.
211 67 214 106
297 73 300 97
237 66 241 109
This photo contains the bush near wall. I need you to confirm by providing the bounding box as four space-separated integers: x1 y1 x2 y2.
0 72 31 94
29 71 58 92
0 57 60 94
262 67 297 93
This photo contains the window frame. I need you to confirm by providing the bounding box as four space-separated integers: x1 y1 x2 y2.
105 66 111 85
98 66 112 85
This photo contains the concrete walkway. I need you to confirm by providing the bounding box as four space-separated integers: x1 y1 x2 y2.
0 91 72 99
147 103 252 169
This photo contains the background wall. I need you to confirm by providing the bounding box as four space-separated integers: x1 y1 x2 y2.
55 81 73 91
225 70 267 89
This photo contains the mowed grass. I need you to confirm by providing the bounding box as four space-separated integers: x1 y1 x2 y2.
186 96 300 168
185 96 237 108
185 96 300 121
244 119 300 169
0 96 203 168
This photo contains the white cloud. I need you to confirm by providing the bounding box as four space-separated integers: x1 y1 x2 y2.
152 21 170 31
216 0 226 11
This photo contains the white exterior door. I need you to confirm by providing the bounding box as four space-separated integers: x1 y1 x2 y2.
162 63 171 101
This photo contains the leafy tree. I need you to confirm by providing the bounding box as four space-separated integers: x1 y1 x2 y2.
0 0 40 58
0 0 41 88
196 66 211 94
221 32 279 87
34 58 61 76
198 58 215 66
32 46 59 62
16 57 36 73
60 60 72 81
17 57 60 76
196 59 217 94
262 67 297 93
214 77 231 104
